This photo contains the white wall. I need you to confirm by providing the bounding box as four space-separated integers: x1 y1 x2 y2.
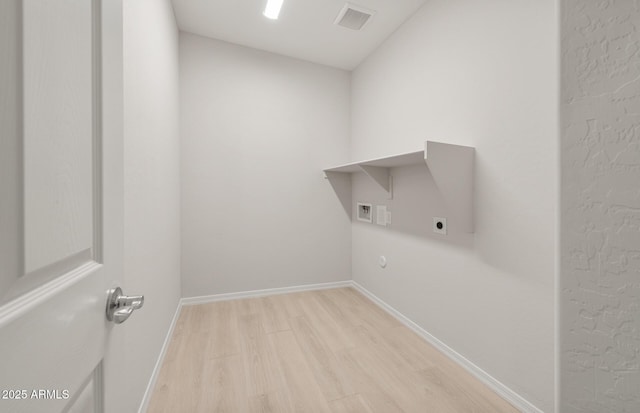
350 0 557 410
179 33 351 297
122 0 181 411
560 1 640 412
0 0 20 299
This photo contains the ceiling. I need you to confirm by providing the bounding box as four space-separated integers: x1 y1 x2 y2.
171 0 427 70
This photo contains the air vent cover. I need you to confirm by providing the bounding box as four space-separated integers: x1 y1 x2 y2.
334 3 375 30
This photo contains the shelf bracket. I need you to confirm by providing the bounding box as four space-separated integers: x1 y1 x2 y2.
323 171 344 180
424 141 475 233
359 165 393 199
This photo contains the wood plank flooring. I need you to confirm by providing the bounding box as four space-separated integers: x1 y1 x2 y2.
147 288 518 413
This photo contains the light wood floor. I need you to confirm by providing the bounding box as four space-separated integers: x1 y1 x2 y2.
147 287 518 413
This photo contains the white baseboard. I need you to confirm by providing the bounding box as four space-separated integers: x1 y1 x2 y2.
180 280 352 306
137 300 183 413
350 281 544 413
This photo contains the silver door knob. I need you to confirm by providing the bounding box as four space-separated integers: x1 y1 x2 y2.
106 287 144 324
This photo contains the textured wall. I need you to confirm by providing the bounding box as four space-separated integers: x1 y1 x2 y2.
179 34 351 297
350 0 557 410
560 1 640 412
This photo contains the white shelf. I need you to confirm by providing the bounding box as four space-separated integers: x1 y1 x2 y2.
324 150 425 172
323 141 475 233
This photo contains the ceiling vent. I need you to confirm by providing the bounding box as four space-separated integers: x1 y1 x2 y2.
334 3 375 31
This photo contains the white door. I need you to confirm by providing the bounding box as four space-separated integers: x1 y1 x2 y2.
0 0 130 412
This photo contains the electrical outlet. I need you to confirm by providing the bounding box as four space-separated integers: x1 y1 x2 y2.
433 217 447 235
376 205 387 226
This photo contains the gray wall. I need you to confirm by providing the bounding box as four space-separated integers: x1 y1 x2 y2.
122 0 182 410
560 1 640 412
350 0 558 410
0 0 21 299
179 33 352 297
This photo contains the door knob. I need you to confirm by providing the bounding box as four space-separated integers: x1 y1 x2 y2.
106 287 144 324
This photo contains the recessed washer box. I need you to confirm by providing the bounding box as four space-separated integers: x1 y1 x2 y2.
357 203 372 223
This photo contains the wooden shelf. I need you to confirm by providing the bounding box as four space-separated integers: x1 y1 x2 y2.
323 141 475 233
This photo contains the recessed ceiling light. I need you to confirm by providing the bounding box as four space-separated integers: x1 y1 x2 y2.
264 0 284 20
